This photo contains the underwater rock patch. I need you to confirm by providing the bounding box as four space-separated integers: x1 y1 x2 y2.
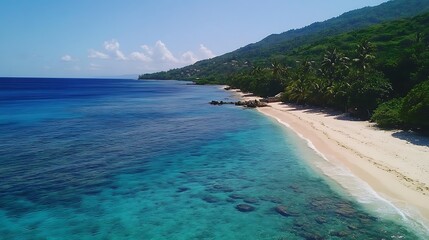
209 184 234 193
330 230 350 237
274 205 298 217
235 204 255 212
314 216 327 224
335 205 356 218
176 187 190 193
202 195 221 203
229 193 246 199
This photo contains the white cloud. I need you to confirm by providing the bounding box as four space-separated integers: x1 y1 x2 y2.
181 51 198 64
199 44 215 58
88 49 109 59
141 45 153 55
81 40 215 75
115 50 127 60
104 39 126 60
104 39 120 51
130 51 152 62
155 40 179 63
61 54 73 62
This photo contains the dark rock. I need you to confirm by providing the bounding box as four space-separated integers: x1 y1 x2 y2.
235 100 268 108
229 194 246 199
335 205 356 218
288 184 303 193
210 184 234 193
300 232 326 240
358 214 377 224
209 100 234 105
293 219 309 228
275 205 298 217
202 195 220 203
235 204 255 212
330 231 350 237
347 225 358 230
176 187 190 193
315 216 327 224
309 198 334 211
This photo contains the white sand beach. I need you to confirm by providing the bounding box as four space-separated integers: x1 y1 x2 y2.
257 102 429 229
228 88 429 231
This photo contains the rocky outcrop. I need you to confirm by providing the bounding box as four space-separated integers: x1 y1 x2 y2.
210 99 268 108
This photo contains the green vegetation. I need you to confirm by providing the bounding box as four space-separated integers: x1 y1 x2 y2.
139 0 429 83
230 40 393 118
400 80 429 132
139 0 429 133
371 81 429 133
371 98 404 129
230 13 429 131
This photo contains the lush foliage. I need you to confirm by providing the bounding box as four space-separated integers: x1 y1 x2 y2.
371 98 404 129
400 80 429 131
139 1 429 132
139 0 429 84
371 81 429 132
229 41 393 118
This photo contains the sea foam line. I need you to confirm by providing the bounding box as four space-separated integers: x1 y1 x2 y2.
258 109 429 236
266 113 330 162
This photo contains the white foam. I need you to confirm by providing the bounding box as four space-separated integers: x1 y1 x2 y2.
261 110 429 237
269 114 331 162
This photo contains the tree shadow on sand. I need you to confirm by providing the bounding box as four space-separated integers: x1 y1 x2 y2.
391 131 429 147
284 103 363 122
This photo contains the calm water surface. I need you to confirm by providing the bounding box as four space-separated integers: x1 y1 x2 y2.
0 78 424 239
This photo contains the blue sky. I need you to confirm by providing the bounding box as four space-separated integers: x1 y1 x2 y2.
0 0 387 77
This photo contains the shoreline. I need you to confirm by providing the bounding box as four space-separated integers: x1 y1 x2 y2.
228 88 429 235
259 103 429 233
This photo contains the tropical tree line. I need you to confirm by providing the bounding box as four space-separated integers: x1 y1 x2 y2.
227 39 429 133
229 40 391 118
371 80 429 132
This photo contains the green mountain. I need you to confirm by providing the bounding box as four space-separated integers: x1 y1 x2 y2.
226 12 429 131
139 0 429 83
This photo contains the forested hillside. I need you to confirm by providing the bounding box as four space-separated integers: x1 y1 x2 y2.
139 0 429 84
139 0 429 133
229 12 429 132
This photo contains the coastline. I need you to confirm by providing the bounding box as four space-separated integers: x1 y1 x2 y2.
228 88 429 234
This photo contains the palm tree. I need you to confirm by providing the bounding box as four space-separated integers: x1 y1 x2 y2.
270 61 290 89
284 59 315 104
353 40 375 81
325 81 351 111
321 48 349 86
297 59 314 75
251 66 263 76
285 79 311 104
271 61 283 78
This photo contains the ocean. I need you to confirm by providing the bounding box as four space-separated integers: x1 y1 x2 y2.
0 77 424 239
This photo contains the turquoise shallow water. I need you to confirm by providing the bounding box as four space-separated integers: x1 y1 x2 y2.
0 78 425 239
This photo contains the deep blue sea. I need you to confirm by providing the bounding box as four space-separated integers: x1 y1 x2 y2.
0 78 425 239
